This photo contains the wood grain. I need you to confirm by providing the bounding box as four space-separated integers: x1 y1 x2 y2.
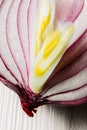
0 82 87 130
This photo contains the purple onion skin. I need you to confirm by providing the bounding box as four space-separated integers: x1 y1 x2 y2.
0 0 87 117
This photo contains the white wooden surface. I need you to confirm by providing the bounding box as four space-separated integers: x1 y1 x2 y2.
0 82 87 130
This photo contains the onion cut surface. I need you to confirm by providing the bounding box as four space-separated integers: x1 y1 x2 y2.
0 0 87 117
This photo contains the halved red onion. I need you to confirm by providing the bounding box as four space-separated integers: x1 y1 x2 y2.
0 0 87 117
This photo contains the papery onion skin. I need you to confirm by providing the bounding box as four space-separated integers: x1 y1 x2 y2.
0 0 87 117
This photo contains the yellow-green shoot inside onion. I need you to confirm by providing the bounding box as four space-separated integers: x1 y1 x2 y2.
0 0 87 117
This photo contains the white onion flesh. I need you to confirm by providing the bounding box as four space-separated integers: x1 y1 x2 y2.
43 68 87 97
48 84 87 101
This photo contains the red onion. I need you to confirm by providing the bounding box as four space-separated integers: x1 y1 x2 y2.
0 0 87 117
